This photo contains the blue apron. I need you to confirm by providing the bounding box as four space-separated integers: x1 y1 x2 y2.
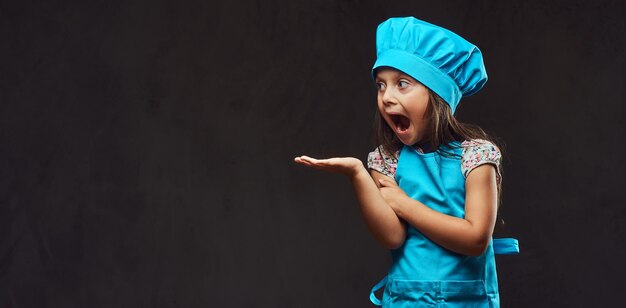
369 143 519 307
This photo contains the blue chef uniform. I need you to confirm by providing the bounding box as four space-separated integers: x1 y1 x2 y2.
368 142 519 307
368 17 519 307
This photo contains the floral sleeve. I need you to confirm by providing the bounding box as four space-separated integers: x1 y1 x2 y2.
367 145 399 178
461 139 502 184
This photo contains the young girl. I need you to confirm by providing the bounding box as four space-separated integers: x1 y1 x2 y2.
294 17 518 307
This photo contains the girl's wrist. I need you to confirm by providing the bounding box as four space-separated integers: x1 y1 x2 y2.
351 164 368 180
390 195 411 218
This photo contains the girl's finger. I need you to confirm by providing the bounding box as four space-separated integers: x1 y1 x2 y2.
300 156 324 164
294 159 309 166
295 156 314 164
294 157 315 166
308 157 331 166
379 178 398 187
295 156 328 168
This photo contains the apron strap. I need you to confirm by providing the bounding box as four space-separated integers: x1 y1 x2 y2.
369 275 388 306
493 238 520 255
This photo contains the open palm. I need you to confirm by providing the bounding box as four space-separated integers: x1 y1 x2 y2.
294 155 364 177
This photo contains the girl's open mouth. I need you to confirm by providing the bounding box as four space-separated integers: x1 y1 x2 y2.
390 114 411 133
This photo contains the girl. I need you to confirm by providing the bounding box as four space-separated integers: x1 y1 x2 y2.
294 17 518 307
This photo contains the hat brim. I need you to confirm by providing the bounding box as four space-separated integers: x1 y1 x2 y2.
372 49 461 113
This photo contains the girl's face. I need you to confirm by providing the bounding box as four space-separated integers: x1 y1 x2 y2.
375 68 430 146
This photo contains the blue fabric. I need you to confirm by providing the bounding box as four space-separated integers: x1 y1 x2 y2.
492 238 520 255
372 17 488 114
369 240 520 306
368 143 518 307
370 276 388 305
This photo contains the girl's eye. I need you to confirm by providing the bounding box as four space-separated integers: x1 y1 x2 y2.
376 82 386 91
398 80 410 88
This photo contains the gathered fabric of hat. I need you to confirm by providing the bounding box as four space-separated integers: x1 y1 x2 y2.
373 17 488 113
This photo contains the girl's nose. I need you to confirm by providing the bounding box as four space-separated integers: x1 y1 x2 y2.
382 89 397 105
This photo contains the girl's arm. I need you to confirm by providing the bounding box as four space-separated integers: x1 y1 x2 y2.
378 164 498 256
294 156 406 249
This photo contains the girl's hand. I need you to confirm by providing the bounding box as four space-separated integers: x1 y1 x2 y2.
294 155 365 178
378 178 409 213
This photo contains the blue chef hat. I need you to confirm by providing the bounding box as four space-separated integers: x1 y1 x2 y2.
372 17 488 114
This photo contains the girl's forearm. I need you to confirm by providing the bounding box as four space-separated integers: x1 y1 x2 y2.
350 167 406 249
393 197 491 256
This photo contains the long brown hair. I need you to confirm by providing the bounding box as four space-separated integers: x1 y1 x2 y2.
373 90 506 229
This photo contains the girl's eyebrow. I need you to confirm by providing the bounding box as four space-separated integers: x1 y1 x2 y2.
376 71 407 81
375 76 405 83
375 75 396 82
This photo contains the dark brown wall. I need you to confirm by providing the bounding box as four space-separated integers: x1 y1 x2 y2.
1 0 624 307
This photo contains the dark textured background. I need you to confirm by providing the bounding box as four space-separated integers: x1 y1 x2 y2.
1 0 625 307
